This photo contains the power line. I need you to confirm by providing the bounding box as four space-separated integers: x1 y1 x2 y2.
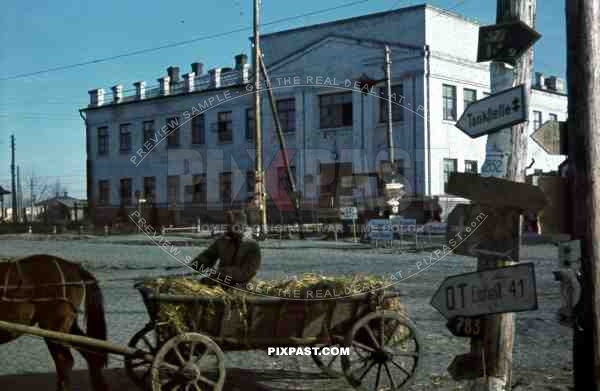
0 0 374 82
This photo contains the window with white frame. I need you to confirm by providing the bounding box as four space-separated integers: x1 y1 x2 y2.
97 127 109 156
443 84 457 121
443 158 458 192
119 124 131 152
277 98 296 132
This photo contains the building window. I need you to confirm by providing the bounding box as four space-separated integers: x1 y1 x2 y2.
219 172 232 203
191 114 205 145
217 111 233 143
246 170 255 194
277 98 296 133
465 160 478 174
443 84 457 121
443 84 456 121
192 174 206 203
97 127 109 156
166 117 179 147
119 124 131 152
379 85 404 123
143 121 154 146
549 113 558 122
167 176 179 205
533 111 542 130
463 88 477 110
279 166 296 194
98 180 110 205
143 176 156 201
119 178 132 206
246 108 254 141
443 158 458 192
319 92 353 129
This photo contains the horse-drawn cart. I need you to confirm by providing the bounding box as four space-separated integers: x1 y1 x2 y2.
125 283 422 391
0 283 421 391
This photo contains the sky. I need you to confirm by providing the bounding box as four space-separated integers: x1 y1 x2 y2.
0 0 566 200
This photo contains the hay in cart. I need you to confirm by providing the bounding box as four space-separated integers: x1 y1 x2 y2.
141 274 407 342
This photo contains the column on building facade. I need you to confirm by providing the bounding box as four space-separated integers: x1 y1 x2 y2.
88 88 104 107
112 85 123 103
158 76 170 96
183 73 195 93
209 68 221 89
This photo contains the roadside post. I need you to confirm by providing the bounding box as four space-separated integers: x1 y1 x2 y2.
442 172 546 383
446 1 540 388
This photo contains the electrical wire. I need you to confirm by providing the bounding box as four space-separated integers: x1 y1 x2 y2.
0 0 376 82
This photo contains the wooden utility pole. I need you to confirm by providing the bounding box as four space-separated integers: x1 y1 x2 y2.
10 135 16 223
472 1 536 390
565 1 600 389
253 0 267 236
259 57 305 239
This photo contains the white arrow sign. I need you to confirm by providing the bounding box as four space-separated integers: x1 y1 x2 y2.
456 84 528 138
430 263 537 319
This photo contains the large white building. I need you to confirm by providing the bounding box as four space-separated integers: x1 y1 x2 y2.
81 4 567 225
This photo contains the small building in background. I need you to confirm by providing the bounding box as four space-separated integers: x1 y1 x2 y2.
35 192 87 225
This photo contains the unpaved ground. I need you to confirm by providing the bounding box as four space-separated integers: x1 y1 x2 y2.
0 236 572 390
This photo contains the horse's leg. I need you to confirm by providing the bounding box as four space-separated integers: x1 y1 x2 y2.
38 304 76 391
45 339 75 391
71 322 110 391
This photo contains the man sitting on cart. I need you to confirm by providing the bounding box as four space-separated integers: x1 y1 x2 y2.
188 210 261 289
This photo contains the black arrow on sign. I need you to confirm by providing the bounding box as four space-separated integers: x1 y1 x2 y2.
477 21 541 64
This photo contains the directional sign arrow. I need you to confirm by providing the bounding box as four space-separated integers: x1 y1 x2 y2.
531 120 568 155
477 21 541 64
455 85 527 138
430 263 538 319
447 172 547 211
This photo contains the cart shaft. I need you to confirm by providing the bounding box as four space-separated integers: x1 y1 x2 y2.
0 320 152 361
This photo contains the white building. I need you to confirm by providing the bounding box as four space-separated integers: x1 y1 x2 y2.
81 4 567 225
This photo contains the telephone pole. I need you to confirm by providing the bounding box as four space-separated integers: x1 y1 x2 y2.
30 174 35 222
472 1 536 390
16 165 21 222
565 1 600 389
253 0 267 236
10 135 16 224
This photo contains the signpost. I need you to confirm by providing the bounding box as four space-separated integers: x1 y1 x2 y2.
430 263 538 319
455 85 528 138
340 206 358 243
477 21 541 64
531 120 568 155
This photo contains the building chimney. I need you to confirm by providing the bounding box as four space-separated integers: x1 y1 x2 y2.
209 68 222 89
111 85 123 103
133 81 146 100
158 76 171 96
88 88 105 107
191 62 204 76
182 73 195 92
535 72 545 89
167 66 180 83
235 54 248 71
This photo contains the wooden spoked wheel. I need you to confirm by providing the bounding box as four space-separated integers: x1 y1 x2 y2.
150 332 226 391
311 342 345 378
341 311 421 391
125 324 158 389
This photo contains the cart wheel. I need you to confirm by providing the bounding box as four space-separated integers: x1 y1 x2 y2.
341 311 421 391
150 332 226 391
311 343 344 378
125 324 158 389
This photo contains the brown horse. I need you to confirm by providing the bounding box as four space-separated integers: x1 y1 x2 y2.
0 254 109 391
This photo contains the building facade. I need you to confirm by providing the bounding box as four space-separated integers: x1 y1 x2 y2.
81 4 567 226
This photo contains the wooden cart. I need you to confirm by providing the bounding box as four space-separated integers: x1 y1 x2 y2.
125 283 422 391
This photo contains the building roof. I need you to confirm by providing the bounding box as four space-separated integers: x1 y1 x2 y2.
259 3 480 40
0 185 10 195
36 195 87 208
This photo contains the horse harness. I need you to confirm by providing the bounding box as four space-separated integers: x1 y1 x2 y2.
1 257 94 310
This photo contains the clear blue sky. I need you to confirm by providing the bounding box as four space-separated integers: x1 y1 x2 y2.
0 0 566 199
